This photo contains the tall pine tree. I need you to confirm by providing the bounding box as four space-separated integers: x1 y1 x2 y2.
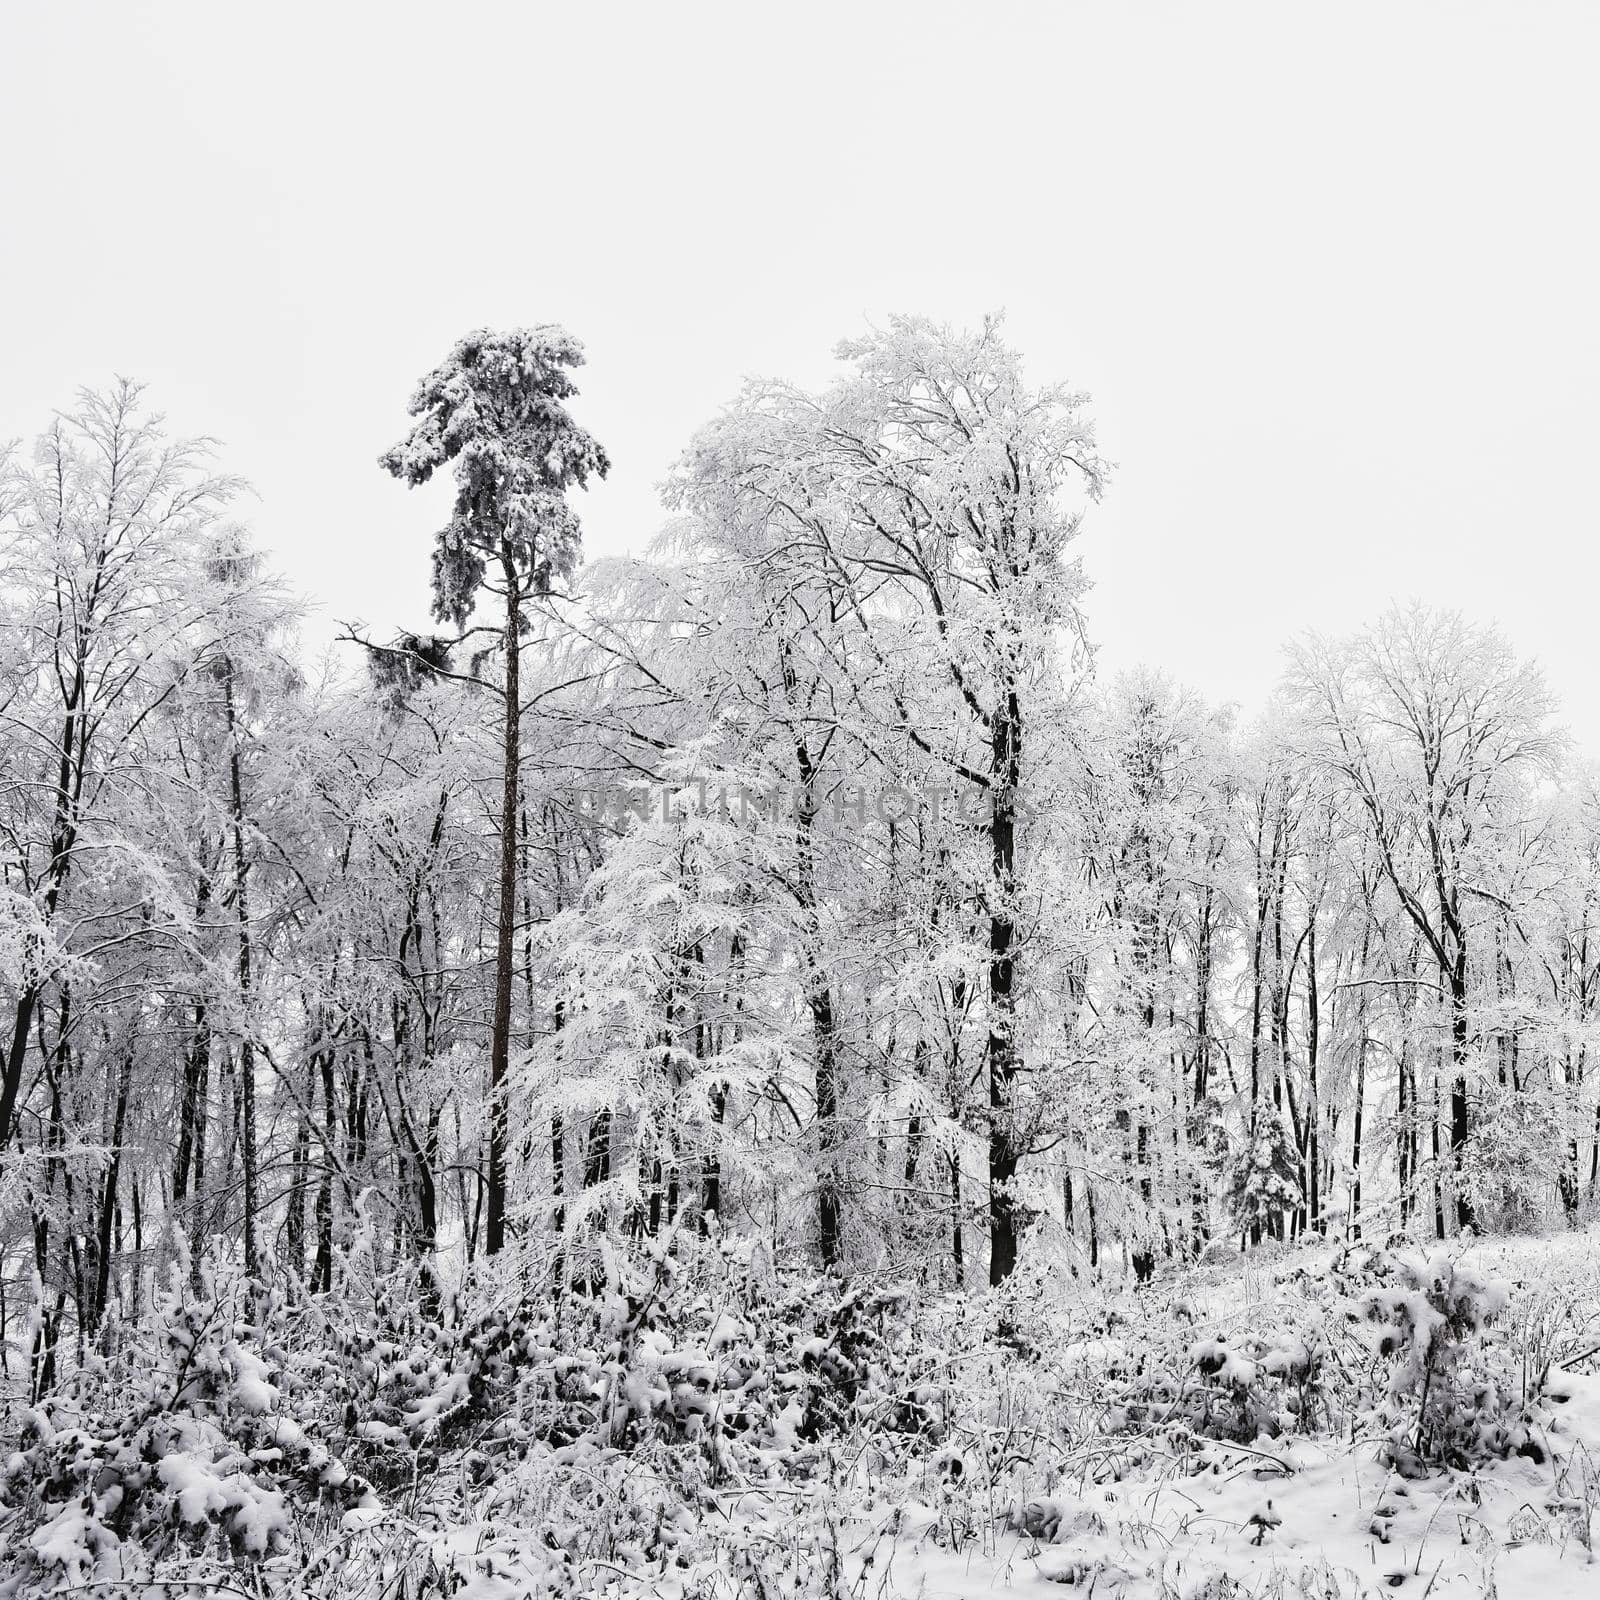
381 328 608 1254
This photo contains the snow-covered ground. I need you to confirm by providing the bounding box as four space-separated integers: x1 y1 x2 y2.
821 1374 1600 1597
435 1231 1600 1599
808 1232 1600 1599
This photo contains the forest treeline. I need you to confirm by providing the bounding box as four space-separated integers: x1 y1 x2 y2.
1 317 1592 1388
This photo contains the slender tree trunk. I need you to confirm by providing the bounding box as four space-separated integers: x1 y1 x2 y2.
1247 814 1271 1133
780 642 842 1267
486 550 521 1255
1350 933 1370 1240
584 1111 612 1186
794 796 840 1265
1306 916 1320 1231
551 1000 567 1237
950 1151 965 1285
285 1056 312 1277
0 989 40 1155
92 1045 135 1327
987 687 1022 1285
1448 963 1474 1232
1432 1056 1446 1239
1590 1096 1600 1195
704 924 742 1231
216 1048 238 1243
130 1177 143 1316
1 688 85 1150
187 1042 211 1284
172 866 213 1221
1402 1041 1417 1228
313 1045 335 1292
222 659 259 1280
701 1087 724 1226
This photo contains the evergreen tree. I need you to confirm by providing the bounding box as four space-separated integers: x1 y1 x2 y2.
1226 1105 1304 1242
380 328 608 1255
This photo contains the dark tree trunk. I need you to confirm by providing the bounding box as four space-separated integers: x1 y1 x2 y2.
1305 916 1320 1232
987 689 1022 1286
584 1111 612 1187
810 972 841 1266
551 1003 567 1237
222 658 259 1279
92 1046 135 1328
1432 1060 1446 1239
779 641 842 1268
129 1177 143 1316
313 1046 336 1293
1 689 86 1150
950 1152 964 1285
486 547 521 1256
1448 965 1474 1232
701 1085 725 1228
1351 1004 1368 1240
1398 1039 1415 1228
172 867 213 1221
285 1061 312 1278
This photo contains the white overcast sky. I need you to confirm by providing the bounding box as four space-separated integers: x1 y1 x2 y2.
3 3 1597 738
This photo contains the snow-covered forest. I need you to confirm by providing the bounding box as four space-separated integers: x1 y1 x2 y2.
3 314 1600 1596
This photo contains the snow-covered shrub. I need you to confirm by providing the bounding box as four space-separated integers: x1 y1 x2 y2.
1184 1334 1283 1442
0 1258 375 1596
1359 1248 1537 1468
10 1211 1585 1599
557 1232 935 1473
0 1226 946 1596
1096 1318 1336 1450
1076 1249 1349 1456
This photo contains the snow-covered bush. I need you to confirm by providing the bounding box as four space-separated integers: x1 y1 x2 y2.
1358 1248 1538 1468
1092 1317 1336 1451
553 1234 937 1473
6 1218 1591 1598
1067 1247 1354 1458
1074 1238 1543 1476
0 1258 375 1596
